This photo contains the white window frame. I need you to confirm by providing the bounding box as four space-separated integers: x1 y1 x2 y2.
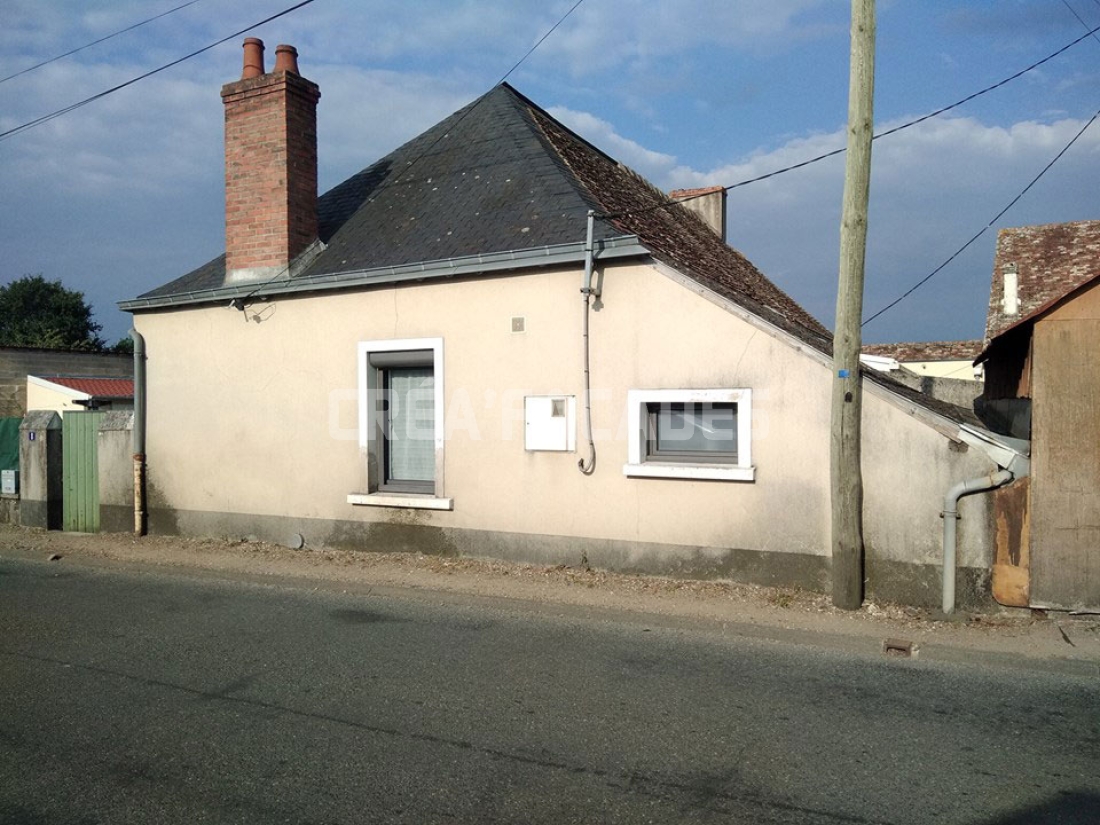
347 337 453 510
623 388 754 482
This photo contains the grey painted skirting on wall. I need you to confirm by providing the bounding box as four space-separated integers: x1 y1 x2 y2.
18 499 60 531
146 507 994 610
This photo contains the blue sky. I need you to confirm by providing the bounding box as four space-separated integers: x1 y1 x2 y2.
2 0 1100 345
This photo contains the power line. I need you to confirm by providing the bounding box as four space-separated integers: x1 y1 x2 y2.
861 108 1100 328
237 0 589 302
0 0 318 143
497 0 586 85
1060 0 1100 42
0 0 205 85
600 20 1100 221
859 2 1100 327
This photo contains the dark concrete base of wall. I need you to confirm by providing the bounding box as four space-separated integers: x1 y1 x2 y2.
0 495 18 526
145 507 993 610
149 506 830 592
866 556 993 612
20 498 61 531
100 504 136 534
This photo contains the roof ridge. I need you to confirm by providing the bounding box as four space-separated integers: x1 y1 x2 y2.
130 81 829 350
521 100 829 341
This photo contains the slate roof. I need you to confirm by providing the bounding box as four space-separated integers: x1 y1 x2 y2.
985 220 1100 342
38 376 134 399
133 84 827 347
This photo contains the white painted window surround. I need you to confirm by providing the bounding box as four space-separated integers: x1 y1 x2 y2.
623 388 755 482
348 337 453 511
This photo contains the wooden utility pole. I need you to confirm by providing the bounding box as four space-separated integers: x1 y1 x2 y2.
831 0 875 610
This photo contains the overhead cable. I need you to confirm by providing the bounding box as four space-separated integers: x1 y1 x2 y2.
859 2 1100 326
0 0 205 85
237 0 589 302
600 21 1100 220
861 108 1100 328
0 0 317 143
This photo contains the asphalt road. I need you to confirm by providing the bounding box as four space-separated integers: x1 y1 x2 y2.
1 555 1097 825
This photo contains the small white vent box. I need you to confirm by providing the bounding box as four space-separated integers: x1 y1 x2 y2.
524 396 576 452
2 470 18 495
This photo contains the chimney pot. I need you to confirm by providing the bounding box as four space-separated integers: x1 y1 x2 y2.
274 44 300 75
241 37 265 79
222 40 320 284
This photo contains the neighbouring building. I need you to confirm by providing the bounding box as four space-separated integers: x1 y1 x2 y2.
976 221 1100 612
0 347 133 517
0 346 133 418
861 340 983 381
861 340 984 408
26 375 134 415
984 219 1100 343
118 40 1022 608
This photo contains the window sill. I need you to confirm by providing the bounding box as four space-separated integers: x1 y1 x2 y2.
622 463 755 482
347 493 454 511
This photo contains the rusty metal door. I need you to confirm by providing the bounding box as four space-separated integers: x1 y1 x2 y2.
62 411 103 532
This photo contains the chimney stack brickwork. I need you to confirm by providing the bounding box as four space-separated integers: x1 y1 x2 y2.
222 40 320 283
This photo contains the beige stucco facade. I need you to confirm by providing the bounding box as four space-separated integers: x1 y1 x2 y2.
897 359 980 380
26 378 90 414
134 260 998 606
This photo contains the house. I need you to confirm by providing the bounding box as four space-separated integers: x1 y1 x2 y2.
976 222 1100 612
861 340 983 380
119 40 1016 608
984 220 1100 343
0 346 133 521
0 345 133 417
860 340 983 408
26 375 134 414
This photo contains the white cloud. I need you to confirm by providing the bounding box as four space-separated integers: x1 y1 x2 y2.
548 106 680 177
537 104 1100 340
541 0 836 74
2 0 1097 347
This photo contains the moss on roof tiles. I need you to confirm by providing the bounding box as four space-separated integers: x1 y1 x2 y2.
134 83 828 353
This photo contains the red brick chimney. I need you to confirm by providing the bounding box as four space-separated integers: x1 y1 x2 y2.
221 39 321 283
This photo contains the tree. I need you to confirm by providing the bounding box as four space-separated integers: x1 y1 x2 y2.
0 275 104 350
108 336 134 355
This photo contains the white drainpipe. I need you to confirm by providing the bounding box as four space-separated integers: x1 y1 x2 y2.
941 469 1013 614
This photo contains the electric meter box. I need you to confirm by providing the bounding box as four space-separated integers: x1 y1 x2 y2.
524 396 576 452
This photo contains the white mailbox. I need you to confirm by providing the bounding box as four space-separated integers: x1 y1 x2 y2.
524 396 576 452
1 470 18 495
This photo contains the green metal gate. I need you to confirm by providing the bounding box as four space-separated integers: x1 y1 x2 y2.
63 411 104 532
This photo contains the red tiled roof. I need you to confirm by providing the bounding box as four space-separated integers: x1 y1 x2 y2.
862 340 982 362
44 376 134 398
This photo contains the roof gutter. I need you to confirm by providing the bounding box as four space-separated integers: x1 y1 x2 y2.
120 235 647 312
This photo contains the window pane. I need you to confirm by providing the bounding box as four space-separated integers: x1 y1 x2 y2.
654 403 736 455
388 367 434 482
